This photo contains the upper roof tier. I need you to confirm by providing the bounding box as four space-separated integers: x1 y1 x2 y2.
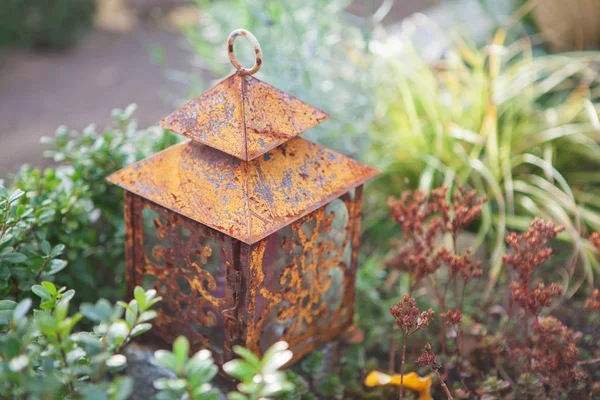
158 72 330 161
106 137 378 244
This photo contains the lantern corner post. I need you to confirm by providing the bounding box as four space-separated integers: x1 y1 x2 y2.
222 237 244 362
345 185 364 329
124 191 143 300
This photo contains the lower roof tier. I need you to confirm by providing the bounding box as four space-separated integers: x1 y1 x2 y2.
107 137 378 244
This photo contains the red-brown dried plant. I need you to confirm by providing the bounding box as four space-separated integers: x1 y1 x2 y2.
386 186 485 288
389 295 434 400
502 219 570 396
417 343 454 400
515 316 585 396
584 288 600 312
443 309 463 326
503 218 564 293
503 218 565 320
386 185 486 375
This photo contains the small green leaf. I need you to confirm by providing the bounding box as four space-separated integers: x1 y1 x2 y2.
153 350 178 371
109 376 134 400
81 385 109 400
106 354 128 372
0 300 17 310
227 392 249 400
41 281 57 295
117 301 134 314
47 259 67 275
13 298 31 320
107 321 129 346
31 285 51 301
137 310 157 323
261 341 292 373
8 189 24 205
130 322 152 337
0 310 13 325
133 286 146 309
40 240 51 255
173 336 189 369
232 346 261 368
50 244 65 258
60 289 75 304
40 301 55 310
2 252 27 264
222 359 255 381
125 300 138 328
54 299 69 322
80 304 103 322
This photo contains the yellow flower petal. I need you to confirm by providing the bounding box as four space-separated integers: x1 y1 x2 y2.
364 370 393 387
364 371 432 400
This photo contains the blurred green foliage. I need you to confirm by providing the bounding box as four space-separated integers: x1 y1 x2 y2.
365 29 600 290
0 0 95 49
184 0 383 160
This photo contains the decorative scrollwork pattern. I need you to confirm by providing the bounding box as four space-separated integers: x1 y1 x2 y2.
245 190 361 357
136 201 233 361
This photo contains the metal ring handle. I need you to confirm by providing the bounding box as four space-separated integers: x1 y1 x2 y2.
227 29 262 75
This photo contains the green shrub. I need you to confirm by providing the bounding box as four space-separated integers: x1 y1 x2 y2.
154 338 296 400
4 105 178 303
0 185 65 297
366 29 600 289
0 0 96 49
0 284 160 399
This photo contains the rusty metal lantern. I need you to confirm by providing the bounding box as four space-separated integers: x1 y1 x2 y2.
107 29 378 365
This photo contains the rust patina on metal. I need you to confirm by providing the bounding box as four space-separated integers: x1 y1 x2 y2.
107 29 379 366
158 74 330 161
107 137 376 244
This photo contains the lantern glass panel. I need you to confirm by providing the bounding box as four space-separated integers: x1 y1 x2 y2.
253 191 355 354
138 202 230 363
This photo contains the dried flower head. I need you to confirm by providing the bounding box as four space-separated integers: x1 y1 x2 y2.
438 247 482 282
417 343 440 370
510 282 562 316
389 294 435 335
503 219 565 316
527 317 585 389
386 185 486 286
503 218 564 284
585 288 600 312
386 187 447 279
450 186 486 237
442 309 463 326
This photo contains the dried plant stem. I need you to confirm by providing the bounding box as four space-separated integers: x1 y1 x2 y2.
434 369 454 400
389 324 397 373
524 307 530 400
578 356 600 365
429 275 448 373
399 333 407 400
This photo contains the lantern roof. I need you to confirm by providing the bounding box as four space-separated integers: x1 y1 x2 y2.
106 137 378 244
157 29 329 161
158 73 330 161
107 29 379 244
